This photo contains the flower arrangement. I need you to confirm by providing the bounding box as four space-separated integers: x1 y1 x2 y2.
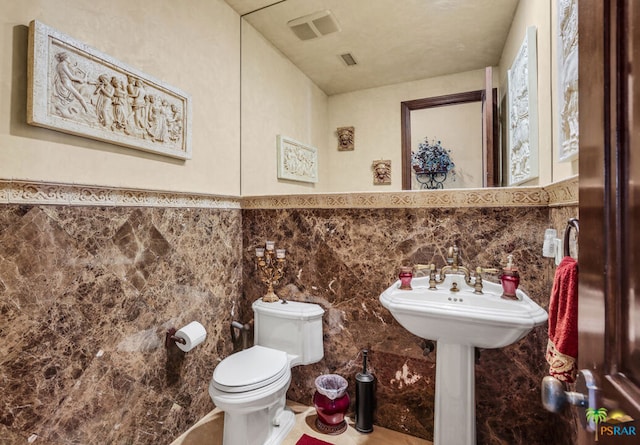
411 137 456 176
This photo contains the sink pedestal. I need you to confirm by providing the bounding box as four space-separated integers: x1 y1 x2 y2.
434 342 475 445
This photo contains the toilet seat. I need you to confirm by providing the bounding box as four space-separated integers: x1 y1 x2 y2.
212 345 288 393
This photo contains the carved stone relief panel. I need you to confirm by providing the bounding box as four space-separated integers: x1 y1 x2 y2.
557 0 579 162
276 135 318 183
507 26 539 185
27 20 192 160
372 160 391 185
337 126 354 151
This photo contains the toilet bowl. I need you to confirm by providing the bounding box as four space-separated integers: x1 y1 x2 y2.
209 299 325 445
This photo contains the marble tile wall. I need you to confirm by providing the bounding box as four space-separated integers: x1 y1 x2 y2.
242 205 577 444
0 204 242 444
0 178 579 444
550 205 580 259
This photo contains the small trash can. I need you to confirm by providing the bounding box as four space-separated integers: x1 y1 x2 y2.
312 374 350 435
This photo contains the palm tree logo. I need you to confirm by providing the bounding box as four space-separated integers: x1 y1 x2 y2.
586 407 608 441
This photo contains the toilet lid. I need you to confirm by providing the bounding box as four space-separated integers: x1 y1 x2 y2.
212 345 288 393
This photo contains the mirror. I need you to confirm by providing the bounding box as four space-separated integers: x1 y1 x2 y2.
232 0 575 195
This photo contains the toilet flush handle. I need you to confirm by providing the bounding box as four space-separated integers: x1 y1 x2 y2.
230 320 251 351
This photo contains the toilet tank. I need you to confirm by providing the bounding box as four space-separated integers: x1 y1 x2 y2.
252 299 324 366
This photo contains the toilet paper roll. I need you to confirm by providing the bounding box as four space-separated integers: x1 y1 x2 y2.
175 321 207 352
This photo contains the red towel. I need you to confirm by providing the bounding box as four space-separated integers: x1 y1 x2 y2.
296 434 334 445
546 256 579 382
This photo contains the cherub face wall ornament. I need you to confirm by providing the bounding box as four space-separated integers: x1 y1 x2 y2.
337 126 354 151
372 160 391 185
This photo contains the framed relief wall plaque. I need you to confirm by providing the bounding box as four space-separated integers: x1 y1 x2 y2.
276 135 318 183
557 0 579 162
27 20 192 160
507 26 539 186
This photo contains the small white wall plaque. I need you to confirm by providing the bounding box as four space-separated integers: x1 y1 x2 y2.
276 135 318 183
27 20 192 160
507 26 539 186
557 0 579 162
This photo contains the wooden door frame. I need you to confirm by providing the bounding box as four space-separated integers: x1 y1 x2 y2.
400 89 498 190
578 0 640 443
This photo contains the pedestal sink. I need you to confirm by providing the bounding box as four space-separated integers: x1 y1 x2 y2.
379 273 547 445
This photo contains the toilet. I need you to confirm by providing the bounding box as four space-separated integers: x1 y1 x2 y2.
209 298 325 445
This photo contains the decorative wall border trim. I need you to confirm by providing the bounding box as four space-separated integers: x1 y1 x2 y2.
543 175 579 207
243 177 578 210
0 180 240 209
0 176 577 210
242 187 550 209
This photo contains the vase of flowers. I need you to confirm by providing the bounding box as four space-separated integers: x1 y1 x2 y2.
411 137 456 189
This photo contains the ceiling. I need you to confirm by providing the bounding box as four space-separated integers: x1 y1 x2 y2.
224 0 520 95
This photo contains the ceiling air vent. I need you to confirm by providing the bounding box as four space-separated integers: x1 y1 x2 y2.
288 10 341 41
340 53 357 66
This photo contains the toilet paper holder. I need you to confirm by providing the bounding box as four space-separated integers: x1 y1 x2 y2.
165 321 207 352
165 327 187 348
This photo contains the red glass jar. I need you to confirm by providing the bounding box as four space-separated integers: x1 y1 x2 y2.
500 269 520 300
398 266 413 290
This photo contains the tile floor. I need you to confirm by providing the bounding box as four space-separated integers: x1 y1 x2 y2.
170 400 432 445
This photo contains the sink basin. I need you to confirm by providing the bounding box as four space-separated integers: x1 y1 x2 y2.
379 273 548 348
380 273 547 444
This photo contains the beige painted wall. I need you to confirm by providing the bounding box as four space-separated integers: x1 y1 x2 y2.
0 0 240 195
411 102 483 190
240 24 487 194
240 22 329 196
326 69 487 192
2 1 576 198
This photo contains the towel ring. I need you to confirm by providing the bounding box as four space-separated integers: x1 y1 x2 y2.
564 218 579 258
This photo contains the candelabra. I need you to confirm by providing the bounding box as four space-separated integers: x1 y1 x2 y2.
255 241 286 302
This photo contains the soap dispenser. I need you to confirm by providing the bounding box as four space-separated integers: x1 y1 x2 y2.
500 254 520 300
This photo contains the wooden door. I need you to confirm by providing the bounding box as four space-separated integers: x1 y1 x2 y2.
578 0 640 443
400 67 497 190
483 66 498 187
